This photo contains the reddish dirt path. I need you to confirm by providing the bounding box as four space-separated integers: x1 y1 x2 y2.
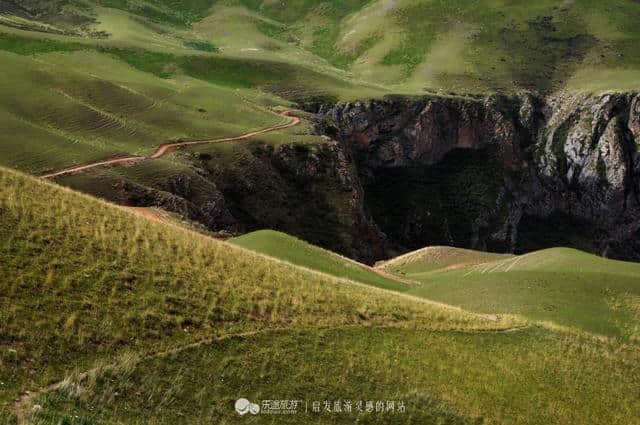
41 110 300 179
129 207 164 223
40 155 146 179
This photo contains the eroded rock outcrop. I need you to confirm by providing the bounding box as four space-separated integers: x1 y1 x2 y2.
309 92 640 261
85 92 640 263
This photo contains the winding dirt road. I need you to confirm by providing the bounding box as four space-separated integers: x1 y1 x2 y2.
38 107 420 288
41 110 300 179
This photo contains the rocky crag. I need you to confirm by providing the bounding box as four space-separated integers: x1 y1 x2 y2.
84 92 640 264
94 139 385 263
308 92 640 262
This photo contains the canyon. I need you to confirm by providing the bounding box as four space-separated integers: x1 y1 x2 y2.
95 92 640 264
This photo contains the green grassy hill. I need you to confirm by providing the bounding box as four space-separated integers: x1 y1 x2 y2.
383 246 640 340
379 246 513 275
36 0 637 95
230 229 411 291
39 0 640 94
0 166 512 424
2 0 640 194
1 168 640 424
28 326 640 425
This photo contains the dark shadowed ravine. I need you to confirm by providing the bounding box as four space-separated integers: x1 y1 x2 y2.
51 94 640 265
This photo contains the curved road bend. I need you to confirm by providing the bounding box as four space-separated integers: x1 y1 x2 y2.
41 110 300 179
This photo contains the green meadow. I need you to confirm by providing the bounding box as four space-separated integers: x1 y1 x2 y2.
231 230 409 292
382 247 640 340
380 246 513 275
1 166 640 425
0 166 516 423
2 0 640 179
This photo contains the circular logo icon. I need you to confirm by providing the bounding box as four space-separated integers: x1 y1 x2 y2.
235 398 260 415
249 402 260 415
235 398 250 415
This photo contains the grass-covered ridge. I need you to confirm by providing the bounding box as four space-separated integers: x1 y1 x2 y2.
1 170 640 424
2 0 640 198
2 3 640 423
0 166 515 423
380 246 513 275
230 230 411 291
27 327 640 425
199 0 640 93
0 27 374 181
4 0 640 98
383 246 640 340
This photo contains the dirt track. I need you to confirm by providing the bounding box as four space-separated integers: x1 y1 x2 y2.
41 110 300 179
129 207 163 223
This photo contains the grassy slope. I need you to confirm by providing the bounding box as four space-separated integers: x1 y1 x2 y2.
230 230 409 292
385 246 640 340
29 327 640 425
0 168 636 424
1 0 640 185
0 6 376 178
0 42 292 174
379 246 513 275
0 166 515 423
1 3 639 423
191 0 640 94
1 169 639 425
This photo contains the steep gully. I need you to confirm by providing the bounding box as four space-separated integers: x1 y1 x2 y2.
40 93 640 263
38 108 412 284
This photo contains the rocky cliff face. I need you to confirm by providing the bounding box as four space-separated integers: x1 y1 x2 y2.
93 138 386 263
199 140 385 262
308 92 640 261
85 92 640 264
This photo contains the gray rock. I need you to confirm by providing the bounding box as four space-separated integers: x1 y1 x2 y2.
310 91 640 261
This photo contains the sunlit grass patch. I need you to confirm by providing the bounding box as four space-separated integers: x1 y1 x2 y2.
231 230 410 292
0 166 512 420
